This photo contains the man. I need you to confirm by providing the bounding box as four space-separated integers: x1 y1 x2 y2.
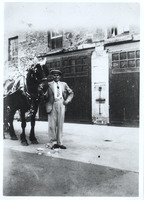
45 69 74 149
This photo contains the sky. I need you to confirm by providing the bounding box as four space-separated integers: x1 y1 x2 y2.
4 2 140 33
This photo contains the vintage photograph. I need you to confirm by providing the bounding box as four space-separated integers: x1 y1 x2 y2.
2 1 143 198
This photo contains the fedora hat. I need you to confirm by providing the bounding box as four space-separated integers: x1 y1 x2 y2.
50 69 62 75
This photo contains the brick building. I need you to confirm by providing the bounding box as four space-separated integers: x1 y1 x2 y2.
4 25 140 126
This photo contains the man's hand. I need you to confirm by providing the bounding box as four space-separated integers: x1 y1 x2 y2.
63 100 69 105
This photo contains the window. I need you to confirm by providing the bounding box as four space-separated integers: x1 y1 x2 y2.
112 50 140 69
62 56 89 78
51 31 62 39
107 27 118 38
48 30 63 49
8 36 18 60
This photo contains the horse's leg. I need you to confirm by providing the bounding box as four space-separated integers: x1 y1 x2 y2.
3 120 10 139
3 105 10 136
20 110 29 146
3 117 9 138
29 106 39 144
8 111 18 140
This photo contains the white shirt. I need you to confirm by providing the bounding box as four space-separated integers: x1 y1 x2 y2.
53 81 62 100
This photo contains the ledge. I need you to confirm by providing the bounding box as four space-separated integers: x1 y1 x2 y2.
104 34 140 46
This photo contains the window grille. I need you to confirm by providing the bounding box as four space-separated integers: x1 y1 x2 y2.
112 50 140 69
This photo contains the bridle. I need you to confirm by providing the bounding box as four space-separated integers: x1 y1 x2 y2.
25 65 48 104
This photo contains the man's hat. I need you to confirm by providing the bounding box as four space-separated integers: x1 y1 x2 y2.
50 69 62 75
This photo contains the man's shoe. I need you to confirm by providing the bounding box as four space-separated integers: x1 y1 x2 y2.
45 143 53 149
51 144 60 150
59 145 66 149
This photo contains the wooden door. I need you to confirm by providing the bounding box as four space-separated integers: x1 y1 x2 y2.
61 53 92 123
109 50 140 126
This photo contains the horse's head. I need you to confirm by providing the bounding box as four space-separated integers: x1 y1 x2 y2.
26 63 48 96
32 64 47 82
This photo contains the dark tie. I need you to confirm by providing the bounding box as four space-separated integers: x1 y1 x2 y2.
57 83 60 97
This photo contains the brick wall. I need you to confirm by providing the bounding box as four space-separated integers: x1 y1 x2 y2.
19 31 48 72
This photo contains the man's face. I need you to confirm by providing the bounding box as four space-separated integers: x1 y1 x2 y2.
53 74 61 82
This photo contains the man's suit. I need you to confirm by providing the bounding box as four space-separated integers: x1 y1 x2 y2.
45 81 73 146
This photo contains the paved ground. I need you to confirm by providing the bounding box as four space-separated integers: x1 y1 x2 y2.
3 121 140 196
3 148 138 196
4 121 139 171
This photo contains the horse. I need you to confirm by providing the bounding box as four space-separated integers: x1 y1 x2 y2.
3 64 48 146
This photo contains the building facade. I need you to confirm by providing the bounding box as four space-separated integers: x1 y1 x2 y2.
4 25 140 126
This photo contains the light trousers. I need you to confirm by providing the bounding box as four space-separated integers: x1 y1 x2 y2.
47 99 65 145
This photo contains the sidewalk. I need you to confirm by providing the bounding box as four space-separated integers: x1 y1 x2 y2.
4 120 139 172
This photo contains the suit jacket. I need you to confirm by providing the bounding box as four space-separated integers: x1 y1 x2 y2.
45 81 74 113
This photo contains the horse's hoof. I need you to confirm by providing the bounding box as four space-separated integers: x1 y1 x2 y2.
11 136 18 140
31 140 39 144
21 141 29 146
